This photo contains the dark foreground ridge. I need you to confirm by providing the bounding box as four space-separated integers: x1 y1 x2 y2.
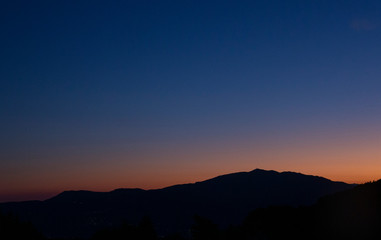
0 169 355 239
229 179 381 240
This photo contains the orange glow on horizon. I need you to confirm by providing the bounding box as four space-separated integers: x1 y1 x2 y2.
1 125 381 202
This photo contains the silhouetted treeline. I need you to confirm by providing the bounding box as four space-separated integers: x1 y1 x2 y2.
189 179 381 240
0 210 45 240
90 216 157 240
2 179 381 240
87 178 381 240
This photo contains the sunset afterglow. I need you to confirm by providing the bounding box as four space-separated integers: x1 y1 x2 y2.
1 1 381 203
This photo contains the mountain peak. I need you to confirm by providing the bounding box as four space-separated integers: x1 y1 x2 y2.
250 168 279 174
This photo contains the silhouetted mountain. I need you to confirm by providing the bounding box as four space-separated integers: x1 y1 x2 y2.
0 169 354 239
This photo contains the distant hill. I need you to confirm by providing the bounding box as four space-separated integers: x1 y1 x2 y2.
0 169 355 239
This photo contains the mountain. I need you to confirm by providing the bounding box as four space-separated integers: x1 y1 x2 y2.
0 169 355 239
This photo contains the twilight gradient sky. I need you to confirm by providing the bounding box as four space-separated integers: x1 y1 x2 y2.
1 0 381 202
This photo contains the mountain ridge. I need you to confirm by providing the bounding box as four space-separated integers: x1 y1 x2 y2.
26 169 350 203
0 169 355 238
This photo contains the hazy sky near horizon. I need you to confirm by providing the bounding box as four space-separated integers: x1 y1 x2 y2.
1 0 381 202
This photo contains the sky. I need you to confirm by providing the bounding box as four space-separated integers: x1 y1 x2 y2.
1 0 381 202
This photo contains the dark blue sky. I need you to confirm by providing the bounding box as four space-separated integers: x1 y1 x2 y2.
1 0 381 201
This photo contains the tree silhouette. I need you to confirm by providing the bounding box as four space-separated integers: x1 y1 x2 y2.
191 215 220 240
91 216 158 240
137 216 157 240
0 211 45 240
